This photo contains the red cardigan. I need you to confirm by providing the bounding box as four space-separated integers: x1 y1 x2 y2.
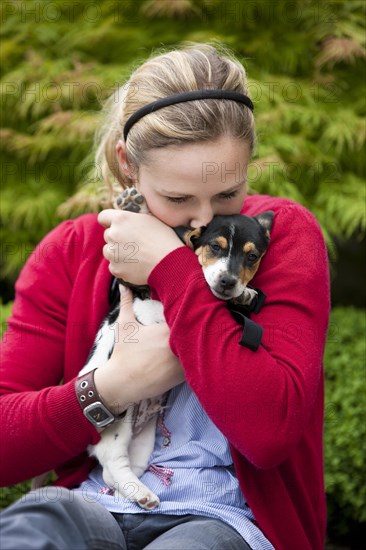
0 194 330 549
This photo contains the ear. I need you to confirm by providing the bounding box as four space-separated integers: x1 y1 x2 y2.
254 211 274 232
174 226 206 249
116 140 135 179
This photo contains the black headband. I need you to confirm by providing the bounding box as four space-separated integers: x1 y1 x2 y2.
123 89 254 141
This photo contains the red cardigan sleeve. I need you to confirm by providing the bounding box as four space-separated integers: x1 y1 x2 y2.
0 219 101 486
148 202 330 469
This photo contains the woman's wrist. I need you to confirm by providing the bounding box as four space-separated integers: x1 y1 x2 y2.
93 367 129 416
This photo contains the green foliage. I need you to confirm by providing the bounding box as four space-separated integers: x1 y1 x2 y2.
0 481 31 511
324 307 366 537
0 299 13 335
1 0 365 287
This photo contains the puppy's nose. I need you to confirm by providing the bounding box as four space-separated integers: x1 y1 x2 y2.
219 275 237 289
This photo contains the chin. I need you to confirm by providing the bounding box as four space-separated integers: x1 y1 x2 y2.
210 288 234 301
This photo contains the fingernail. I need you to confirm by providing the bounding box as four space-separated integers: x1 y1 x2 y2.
119 284 127 294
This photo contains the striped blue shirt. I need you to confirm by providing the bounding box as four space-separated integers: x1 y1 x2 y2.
74 383 274 550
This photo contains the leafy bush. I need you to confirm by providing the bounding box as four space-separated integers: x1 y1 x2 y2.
1 0 365 290
0 481 31 512
0 299 13 337
324 307 366 539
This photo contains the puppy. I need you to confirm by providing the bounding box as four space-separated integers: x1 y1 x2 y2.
79 188 274 510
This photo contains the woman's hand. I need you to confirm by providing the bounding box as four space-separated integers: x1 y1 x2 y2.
94 286 185 415
98 210 184 285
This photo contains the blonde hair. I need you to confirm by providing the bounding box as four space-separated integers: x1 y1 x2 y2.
94 42 255 196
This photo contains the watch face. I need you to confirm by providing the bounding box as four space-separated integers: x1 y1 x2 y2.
84 402 115 427
90 406 110 423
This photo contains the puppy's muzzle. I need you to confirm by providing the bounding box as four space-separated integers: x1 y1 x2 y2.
211 274 242 300
218 274 237 290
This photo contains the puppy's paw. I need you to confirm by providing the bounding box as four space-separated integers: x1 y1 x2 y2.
114 187 149 214
136 491 160 511
235 287 258 306
244 287 258 304
114 481 160 510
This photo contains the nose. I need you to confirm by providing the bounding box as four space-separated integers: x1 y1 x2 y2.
189 206 214 229
219 275 237 290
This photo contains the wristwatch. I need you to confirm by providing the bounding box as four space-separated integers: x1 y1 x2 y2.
75 369 121 428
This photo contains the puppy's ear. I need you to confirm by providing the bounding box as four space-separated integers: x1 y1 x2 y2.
254 211 274 232
174 226 206 249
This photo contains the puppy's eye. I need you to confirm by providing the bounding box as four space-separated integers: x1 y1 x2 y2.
247 253 259 262
209 243 221 253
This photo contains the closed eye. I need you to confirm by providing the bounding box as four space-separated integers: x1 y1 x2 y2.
217 190 239 200
166 196 189 204
165 190 240 204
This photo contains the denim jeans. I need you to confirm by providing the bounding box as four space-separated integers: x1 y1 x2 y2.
0 487 252 550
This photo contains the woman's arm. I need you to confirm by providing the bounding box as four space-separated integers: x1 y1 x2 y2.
148 203 330 469
0 220 103 486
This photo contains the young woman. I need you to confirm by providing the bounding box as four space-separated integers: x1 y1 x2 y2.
0 43 330 550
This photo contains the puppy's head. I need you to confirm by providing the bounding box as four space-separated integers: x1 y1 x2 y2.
175 211 274 301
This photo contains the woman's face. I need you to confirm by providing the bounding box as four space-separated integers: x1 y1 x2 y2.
135 136 250 228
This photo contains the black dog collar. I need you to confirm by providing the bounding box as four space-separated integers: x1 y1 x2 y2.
123 90 254 141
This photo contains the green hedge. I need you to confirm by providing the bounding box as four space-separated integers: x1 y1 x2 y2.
1 304 365 541
324 307 366 539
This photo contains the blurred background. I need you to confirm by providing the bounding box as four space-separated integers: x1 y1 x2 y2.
0 1 365 547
